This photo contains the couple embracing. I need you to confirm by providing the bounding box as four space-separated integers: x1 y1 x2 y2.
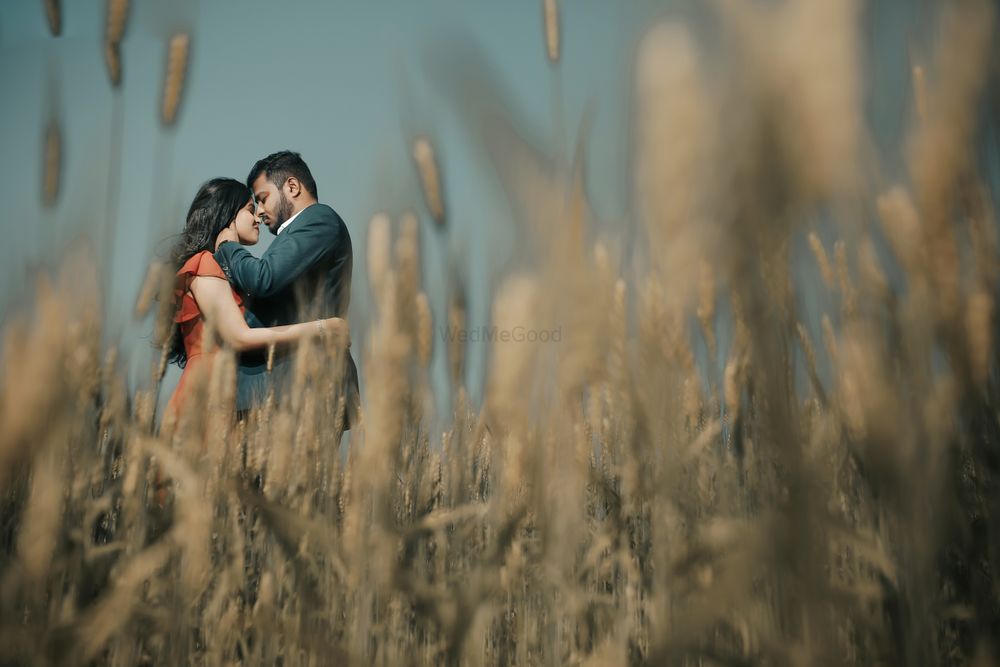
165 150 360 430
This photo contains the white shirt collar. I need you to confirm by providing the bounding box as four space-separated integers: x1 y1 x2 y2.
276 207 306 235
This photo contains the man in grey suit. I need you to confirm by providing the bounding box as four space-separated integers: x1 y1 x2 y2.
214 150 360 429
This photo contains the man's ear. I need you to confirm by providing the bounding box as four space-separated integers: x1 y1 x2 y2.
285 177 301 199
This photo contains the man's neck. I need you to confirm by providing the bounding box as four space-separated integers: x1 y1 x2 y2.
277 200 317 235
291 198 317 217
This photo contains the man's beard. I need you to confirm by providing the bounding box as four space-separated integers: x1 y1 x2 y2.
269 192 295 235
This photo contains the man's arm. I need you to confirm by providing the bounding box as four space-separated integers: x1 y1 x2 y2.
214 211 343 299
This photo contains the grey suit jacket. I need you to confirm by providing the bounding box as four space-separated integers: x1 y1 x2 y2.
214 202 360 428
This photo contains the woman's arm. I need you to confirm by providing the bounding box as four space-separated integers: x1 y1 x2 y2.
189 275 348 351
214 209 345 299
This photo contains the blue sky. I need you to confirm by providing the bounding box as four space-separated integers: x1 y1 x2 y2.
0 0 654 409
2 0 998 422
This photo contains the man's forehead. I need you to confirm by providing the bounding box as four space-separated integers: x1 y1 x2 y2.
252 173 275 196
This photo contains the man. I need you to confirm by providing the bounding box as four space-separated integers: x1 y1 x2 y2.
214 150 360 429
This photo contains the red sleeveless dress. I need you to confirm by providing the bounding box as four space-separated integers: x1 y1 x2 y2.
166 251 245 418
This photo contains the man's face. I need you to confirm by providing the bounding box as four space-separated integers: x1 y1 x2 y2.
251 173 294 235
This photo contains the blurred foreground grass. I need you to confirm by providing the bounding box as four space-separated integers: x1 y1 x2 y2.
3 1 1000 665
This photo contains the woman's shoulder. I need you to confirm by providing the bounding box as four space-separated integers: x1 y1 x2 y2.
174 250 244 317
177 250 226 280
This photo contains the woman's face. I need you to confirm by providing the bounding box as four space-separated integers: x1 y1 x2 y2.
232 198 260 245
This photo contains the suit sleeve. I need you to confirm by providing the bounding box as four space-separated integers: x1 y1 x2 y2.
214 213 342 299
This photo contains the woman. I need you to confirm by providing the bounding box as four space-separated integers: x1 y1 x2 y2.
165 177 348 418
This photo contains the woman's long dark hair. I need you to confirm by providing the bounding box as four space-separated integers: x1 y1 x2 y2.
166 177 252 368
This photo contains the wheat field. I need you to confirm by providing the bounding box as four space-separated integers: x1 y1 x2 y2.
2 1 1000 665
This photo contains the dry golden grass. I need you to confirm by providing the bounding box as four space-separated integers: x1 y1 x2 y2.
543 0 559 64
103 0 129 88
412 137 447 227
42 118 60 207
4 1 1000 665
42 0 60 37
161 33 190 127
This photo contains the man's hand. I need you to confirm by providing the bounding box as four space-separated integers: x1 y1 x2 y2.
215 225 239 250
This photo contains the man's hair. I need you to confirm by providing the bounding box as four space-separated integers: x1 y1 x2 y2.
247 150 318 199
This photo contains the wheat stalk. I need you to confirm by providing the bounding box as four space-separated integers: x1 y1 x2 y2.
544 0 560 63
42 0 60 36
413 137 446 226
103 0 129 87
161 32 190 126
41 119 60 207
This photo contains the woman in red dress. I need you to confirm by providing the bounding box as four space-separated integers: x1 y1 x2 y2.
164 178 348 419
